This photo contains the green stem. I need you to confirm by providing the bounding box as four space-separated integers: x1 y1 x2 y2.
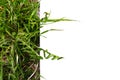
0 53 3 80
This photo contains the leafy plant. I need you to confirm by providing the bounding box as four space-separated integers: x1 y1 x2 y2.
0 0 70 80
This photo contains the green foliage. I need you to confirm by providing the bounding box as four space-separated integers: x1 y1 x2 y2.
0 0 68 80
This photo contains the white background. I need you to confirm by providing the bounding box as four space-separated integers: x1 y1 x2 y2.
40 0 120 80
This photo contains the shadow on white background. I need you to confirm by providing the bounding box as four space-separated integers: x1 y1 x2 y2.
40 0 120 80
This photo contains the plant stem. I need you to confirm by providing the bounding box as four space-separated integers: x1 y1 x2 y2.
0 53 3 80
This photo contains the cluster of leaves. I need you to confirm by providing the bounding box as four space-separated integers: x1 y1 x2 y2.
0 0 66 80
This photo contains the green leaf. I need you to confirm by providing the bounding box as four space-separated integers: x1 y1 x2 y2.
41 29 62 34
